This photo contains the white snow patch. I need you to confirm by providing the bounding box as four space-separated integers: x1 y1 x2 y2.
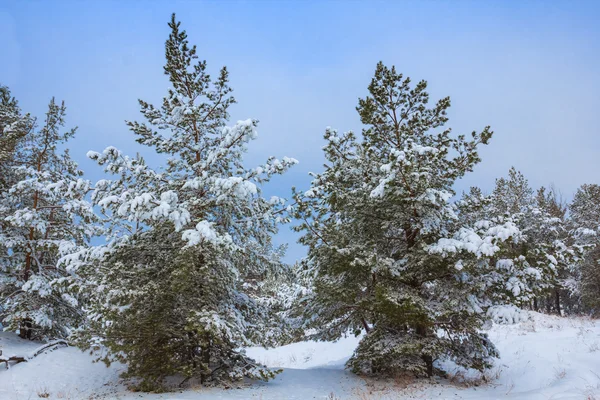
1 313 600 399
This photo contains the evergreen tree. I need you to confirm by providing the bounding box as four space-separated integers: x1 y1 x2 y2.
0 85 32 170
72 14 297 390
0 85 32 249
571 184 600 237
484 169 574 313
570 184 600 314
0 93 96 339
490 167 532 215
534 186 578 314
292 63 532 378
0 85 32 334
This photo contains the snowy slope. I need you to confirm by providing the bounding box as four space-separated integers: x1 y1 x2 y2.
1 312 599 399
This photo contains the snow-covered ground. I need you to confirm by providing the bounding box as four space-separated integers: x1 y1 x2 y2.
1 312 599 399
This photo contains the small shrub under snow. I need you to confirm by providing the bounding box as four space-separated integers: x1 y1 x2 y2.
487 305 530 325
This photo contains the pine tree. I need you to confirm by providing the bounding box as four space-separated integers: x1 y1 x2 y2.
483 168 574 313
571 184 600 237
72 14 297 390
534 186 578 314
570 184 600 314
1 85 32 240
0 85 32 169
0 85 33 334
292 63 531 378
0 93 96 339
490 167 533 216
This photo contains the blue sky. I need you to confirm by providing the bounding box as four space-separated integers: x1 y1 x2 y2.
1 1 599 262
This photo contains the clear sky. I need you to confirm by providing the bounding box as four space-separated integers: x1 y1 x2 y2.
1 0 599 262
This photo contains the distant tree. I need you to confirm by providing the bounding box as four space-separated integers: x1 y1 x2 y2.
534 185 579 314
0 86 32 170
490 169 576 313
571 184 600 235
570 184 600 314
490 167 533 216
461 170 578 315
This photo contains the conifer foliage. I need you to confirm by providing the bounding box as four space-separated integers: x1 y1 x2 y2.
0 86 32 169
461 169 577 314
0 89 95 339
72 15 297 390
292 63 535 377
570 184 600 313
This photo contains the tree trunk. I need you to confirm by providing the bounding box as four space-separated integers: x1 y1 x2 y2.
555 289 561 316
200 333 211 384
361 318 371 333
18 318 32 339
423 354 433 377
533 297 538 312
416 324 433 377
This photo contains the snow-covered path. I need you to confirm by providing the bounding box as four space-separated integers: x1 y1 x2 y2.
1 312 599 399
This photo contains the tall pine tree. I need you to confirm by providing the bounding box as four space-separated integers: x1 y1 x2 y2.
0 92 96 339
292 63 534 378
72 15 297 390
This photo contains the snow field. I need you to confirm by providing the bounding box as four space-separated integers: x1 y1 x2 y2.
0 311 599 399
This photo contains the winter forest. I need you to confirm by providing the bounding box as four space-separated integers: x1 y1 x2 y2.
2 5 600 400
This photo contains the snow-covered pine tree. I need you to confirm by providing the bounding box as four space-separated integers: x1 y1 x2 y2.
570 184 600 314
1 85 32 229
533 185 579 314
0 86 32 170
490 167 533 215
486 168 574 313
72 14 297 390
458 170 576 314
0 93 96 340
0 85 33 333
292 63 532 378
571 184 600 239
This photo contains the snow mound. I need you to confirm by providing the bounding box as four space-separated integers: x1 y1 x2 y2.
487 304 529 324
1 313 600 399
246 334 361 369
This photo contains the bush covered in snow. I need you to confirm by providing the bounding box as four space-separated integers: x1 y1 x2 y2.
487 305 529 325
